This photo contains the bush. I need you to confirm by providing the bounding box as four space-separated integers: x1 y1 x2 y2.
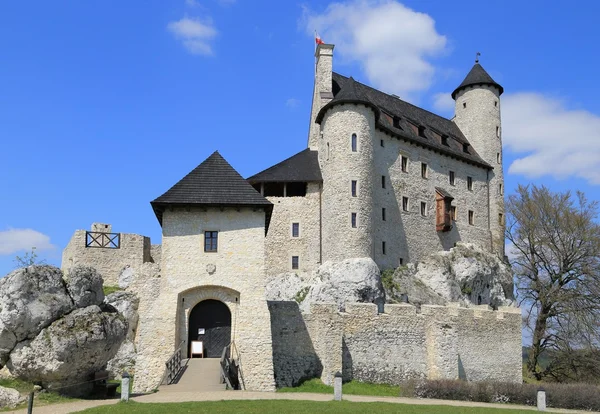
404 379 600 411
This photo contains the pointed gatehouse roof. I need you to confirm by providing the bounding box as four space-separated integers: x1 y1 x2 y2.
452 63 504 99
151 151 272 225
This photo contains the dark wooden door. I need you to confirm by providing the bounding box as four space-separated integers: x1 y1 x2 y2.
188 299 231 358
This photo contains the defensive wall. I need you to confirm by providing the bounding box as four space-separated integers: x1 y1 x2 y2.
268 301 522 388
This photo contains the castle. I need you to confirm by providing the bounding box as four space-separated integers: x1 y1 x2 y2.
62 44 520 392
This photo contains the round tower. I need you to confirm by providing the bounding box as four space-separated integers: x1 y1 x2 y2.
316 77 378 262
452 58 505 255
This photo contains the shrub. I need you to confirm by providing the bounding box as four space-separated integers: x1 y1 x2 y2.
404 379 600 411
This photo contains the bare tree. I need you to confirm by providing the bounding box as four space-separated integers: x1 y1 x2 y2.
506 184 600 381
14 247 45 268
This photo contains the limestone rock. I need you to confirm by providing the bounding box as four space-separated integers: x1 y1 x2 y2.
0 266 74 365
386 243 515 307
7 305 127 393
118 266 135 289
105 291 139 378
266 259 385 312
65 265 105 308
0 385 22 409
305 258 384 312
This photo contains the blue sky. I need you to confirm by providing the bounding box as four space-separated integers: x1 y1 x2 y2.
1 0 599 276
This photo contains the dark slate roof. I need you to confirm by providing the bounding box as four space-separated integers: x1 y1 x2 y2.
151 151 272 225
319 73 491 169
247 149 322 183
451 63 504 99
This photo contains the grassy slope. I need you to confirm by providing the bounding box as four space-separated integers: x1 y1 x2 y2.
76 400 539 414
278 378 400 397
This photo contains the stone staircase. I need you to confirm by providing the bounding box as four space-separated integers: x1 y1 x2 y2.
160 358 226 392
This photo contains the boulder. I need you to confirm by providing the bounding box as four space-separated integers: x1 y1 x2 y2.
385 243 515 307
0 385 22 409
0 266 74 365
65 265 104 308
266 258 385 312
7 305 127 394
118 266 135 289
105 291 139 378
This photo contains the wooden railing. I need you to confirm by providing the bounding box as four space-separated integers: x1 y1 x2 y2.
163 340 185 385
85 231 120 249
220 341 244 390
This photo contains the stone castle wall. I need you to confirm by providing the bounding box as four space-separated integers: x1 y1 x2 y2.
61 224 154 286
374 129 492 269
265 182 321 275
268 301 522 388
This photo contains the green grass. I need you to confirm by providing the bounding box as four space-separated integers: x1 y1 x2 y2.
74 400 541 413
0 378 79 412
278 378 399 397
103 285 123 295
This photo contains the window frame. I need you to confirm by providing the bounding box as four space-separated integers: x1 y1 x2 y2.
351 133 357 152
420 201 427 217
292 222 300 238
401 155 408 173
351 212 357 228
402 196 409 212
351 180 357 197
421 162 428 179
449 171 455 186
204 231 218 253
291 256 299 270
468 210 474 226
467 176 473 191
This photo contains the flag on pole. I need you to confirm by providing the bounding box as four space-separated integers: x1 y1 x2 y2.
315 31 324 45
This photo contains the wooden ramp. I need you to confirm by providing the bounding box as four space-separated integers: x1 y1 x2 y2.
160 358 226 393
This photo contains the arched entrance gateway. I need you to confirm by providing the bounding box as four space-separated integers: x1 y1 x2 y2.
188 299 232 358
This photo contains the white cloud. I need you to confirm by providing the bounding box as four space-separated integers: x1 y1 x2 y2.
432 92 454 114
0 229 55 256
503 93 600 185
286 98 300 109
167 17 217 56
302 0 447 101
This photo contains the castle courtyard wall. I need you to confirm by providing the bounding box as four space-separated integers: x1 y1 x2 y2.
62 227 152 286
268 301 522 388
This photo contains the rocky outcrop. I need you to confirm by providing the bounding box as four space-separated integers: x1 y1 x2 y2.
7 305 127 394
385 243 515 307
0 385 22 409
266 258 385 312
105 291 139 378
0 266 74 365
65 266 104 308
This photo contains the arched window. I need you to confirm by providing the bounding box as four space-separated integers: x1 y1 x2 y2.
351 134 357 152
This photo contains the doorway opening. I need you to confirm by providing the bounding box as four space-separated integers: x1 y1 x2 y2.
188 299 231 358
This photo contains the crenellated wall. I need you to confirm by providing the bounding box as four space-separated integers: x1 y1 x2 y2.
268 301 522 387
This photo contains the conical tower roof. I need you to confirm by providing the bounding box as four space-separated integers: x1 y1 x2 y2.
452 63 503 99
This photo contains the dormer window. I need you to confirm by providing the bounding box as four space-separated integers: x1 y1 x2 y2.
418 126 426 138
441 135 449 146
393 116 401 129
463 143 470 153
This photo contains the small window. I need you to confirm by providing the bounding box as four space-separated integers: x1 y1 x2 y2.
467 176 473 191
468 210 474 225
494 101 498 107
420 202 427 217
418 126 426 138
497 152 501 164
450 205 457 221
381 175 386 189
421 163 428 179
463 102 467 109
498 213 504 225
351 180 357 197
393 116 401 128
463 143 469 153
286 182 307 197
449 171 455 186
351 133 357 152
204 231 218 252
292 223 299 238
382 208 386 221
402 197 409 212
499 183 503 195
496 126 500 138
399 258 404 266
264 182 284 197
441 135 449 146
401 156 408 172
292 256 299 270
327 142 330 160
351 213 357 228
382 241 386 255
380 139 384 147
